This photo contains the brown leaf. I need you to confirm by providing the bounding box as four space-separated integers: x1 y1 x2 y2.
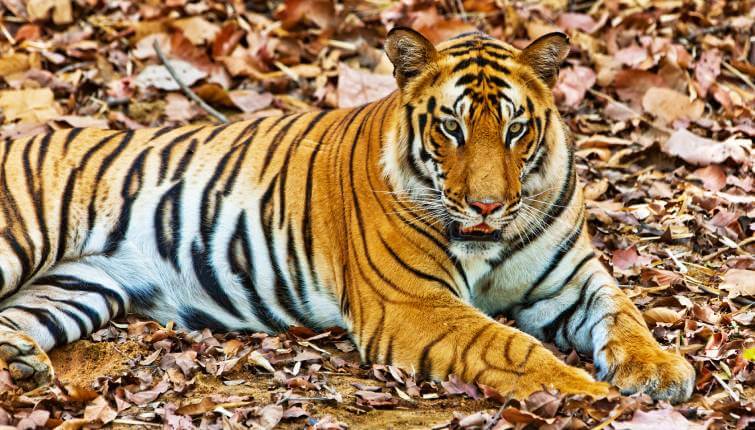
229 90 274 113
613 407 706 429
641 87 704 125
336 63 396 108
355 390 399 408
719 269 755 299
643 307 682 325
26 0 72 24
410 7 477 44
554 66 596 108
175 397 217 416
691 165 727 192
612 246 640 270
171 16 220 46
661 128 750 166
83 396 117 424
694 49 721 97
441 374 480 399
0 88 60 124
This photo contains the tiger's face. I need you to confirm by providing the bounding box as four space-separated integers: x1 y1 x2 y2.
383 28 570 259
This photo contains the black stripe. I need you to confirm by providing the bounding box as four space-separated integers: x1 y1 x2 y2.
521 213 585 302
179 306 228 332
171 138 199 181
203 123 232 143
521 252 594 307
49 297 102 331
158 127 204 183
258 113 305 180
2 305 68 347
62 128 84 153
260 176 316 328
417 328 454 381
541 274 594 342
36 274 126 317
155 181 183 270
229 212 288 332
378 234 457 295
191 240 244 319
103 147 152 255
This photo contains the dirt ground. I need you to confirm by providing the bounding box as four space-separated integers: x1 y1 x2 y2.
49 336 499 429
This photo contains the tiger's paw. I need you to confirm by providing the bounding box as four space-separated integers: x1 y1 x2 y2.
0 331 54 392
599 347 694 403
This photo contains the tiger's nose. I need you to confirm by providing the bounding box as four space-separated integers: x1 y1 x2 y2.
468 200 504 216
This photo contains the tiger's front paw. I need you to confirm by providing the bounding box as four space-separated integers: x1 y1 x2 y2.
599 346 694 403
0 331 54 392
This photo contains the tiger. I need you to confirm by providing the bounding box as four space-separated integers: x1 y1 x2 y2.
0 27 694 402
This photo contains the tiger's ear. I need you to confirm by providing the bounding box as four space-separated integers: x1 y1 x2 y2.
384 27 437 89
518 32 570 87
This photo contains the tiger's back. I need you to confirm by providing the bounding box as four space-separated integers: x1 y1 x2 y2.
0 113 357 347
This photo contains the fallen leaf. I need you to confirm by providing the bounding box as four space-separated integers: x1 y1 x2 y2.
229 90 274 113
695 49 721 97
554 66 596 108
644 307 683 325
613 408 707 430
337 63 396 108
691 165 727 192
135 60 206 91
83 396 117 424
661 129 750 166
26 0 72 24
172 16 220 45
642 87 704 124
0 88 60 124
719 269 755 299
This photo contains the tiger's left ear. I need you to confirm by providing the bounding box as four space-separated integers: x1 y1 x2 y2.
518 32 570 88
384 27 437 89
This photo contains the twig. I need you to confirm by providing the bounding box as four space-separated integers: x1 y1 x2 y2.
722 61 755 93
113 419 162 427
152 40 228 124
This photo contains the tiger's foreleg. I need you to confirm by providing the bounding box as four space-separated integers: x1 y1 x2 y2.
511 257 695 403
350 289 609 399
0 258 130 390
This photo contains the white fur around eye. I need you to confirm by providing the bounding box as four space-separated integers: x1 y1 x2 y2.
506 122 528 146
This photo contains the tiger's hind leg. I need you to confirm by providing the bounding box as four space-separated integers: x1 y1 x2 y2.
0 259 130 391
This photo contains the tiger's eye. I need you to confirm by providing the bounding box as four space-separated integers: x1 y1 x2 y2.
443 119 459 132
509 123 523 134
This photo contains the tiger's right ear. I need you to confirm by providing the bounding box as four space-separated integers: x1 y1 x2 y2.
384 27 437 89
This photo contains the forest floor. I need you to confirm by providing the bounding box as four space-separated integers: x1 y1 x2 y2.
0 0 753 429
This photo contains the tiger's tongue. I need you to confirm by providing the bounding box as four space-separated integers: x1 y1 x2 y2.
459 223 494 234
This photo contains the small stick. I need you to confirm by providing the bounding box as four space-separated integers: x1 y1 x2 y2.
152 41 229 124
722 61 755 93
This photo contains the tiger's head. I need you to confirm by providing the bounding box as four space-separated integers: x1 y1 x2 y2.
381 28 571 260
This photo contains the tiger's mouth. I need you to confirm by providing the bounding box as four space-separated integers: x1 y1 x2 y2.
449 222 502 242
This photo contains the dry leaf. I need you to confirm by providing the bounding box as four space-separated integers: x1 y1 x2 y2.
26 0 72 24
229 90 274 113
172 16 220 45
135 60 206 91
719 269 755 299
83 396 117 424
613 408 707 430
642 87 704 124
337 63 396 108
644 307 682 325
661 129 750 166
0 88 60 124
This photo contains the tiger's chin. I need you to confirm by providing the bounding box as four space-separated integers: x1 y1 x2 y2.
448 222 504 260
